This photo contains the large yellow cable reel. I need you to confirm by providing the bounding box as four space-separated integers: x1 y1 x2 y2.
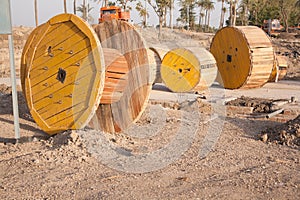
21 14 105 135
161 48 201 93
210 26 274 89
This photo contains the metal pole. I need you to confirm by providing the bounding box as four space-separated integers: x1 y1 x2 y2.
8 0 20 140
8 34 20 140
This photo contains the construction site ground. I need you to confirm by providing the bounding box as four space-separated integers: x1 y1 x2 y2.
0 27 299 199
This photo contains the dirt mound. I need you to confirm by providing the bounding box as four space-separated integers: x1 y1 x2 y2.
226 96 279 113
272 33 300 80
261 115 300 148
0 84 12 95
139 27 213 49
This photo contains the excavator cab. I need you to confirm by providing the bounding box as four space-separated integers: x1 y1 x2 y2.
99 6 130 23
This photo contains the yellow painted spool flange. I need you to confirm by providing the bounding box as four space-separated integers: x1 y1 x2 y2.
161 48 200 92
21 14 105 135
210 26 274 89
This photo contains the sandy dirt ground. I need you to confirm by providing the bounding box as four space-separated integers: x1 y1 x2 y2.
0 26 299 199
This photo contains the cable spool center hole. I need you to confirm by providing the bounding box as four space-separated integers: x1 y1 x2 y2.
57 68 66 83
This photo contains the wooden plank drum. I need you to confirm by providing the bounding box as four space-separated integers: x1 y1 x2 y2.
276 55 288 80
21 14 151 135
269 55 288 82
210 26 275 89
160 47 217 92
91 20 151 133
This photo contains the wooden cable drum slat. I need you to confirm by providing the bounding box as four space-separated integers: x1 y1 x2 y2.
276 55 288 81
147 48 162 84
269 54 279 82
89 20 151 133
147 46 169 84
210 26 275 89
160 47 217 93
20 14 105 135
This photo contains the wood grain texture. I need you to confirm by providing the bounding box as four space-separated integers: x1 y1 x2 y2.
91 20 151 133
210 26 274 89
161 47 217 92
21 14 105 135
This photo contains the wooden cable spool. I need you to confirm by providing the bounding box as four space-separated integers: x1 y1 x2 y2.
147 46 169 84
160 47 217 92
268 57 278 82
147 48 162 84
21 14 105 135
210 26 275 89
90 20 151 133
276 55 288 80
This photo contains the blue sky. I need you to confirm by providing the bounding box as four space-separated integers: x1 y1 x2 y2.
9 0 228 28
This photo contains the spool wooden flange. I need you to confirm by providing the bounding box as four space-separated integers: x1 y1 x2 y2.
90 20 151 133
160 47 217 92
148 46 169 84
268 58 278 82
210 26 274 89
276 55 288 80
21 14 105 135
147 48 162 84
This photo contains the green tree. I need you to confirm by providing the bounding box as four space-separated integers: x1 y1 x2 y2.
117 0 136 10
277 0 297 31
227 0 237 26
136 1 149 27
204 0 215 31
217 0 226 28
178 0 196 30
147 0 170 38
197 0 205 30
77 0 94 21
200 0 214 31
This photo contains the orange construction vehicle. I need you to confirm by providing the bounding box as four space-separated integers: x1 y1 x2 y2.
98 6 130 23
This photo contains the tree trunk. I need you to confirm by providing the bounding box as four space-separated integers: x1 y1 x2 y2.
207 11 211 32
229 1 232 26
187 5 190 30
64 0 67 13
34 0 38 27
158 15 163 39
198 13 201 27
163 6 167 27
169 0 173 29
220 9 225 27
83 0 87 20
232 2 237 26
205 10 208 31
73 0 76 14
145 0 147 27
219 0 224 29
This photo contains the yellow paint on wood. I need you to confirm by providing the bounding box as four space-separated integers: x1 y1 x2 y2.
161 48 200 92
21 14 105 135
210 26 274 89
